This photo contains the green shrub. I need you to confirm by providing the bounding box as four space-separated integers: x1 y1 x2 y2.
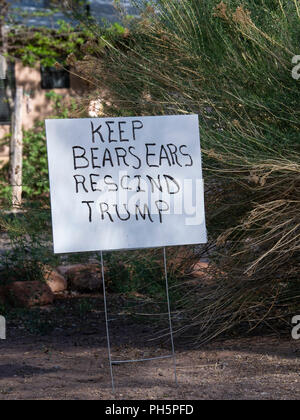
22 123 49 198
0 204 59 286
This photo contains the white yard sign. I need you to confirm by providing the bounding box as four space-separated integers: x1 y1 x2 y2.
46 114 207 253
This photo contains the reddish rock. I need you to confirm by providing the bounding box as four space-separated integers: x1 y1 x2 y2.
5 281 54 308
189 261 214 285
57 264 103 292
189 261 225 285
43 267 67 293
191 261 209 277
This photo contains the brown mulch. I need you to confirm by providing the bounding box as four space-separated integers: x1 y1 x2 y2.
0 293 300 400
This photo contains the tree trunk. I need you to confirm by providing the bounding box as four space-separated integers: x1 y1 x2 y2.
10 86 23 209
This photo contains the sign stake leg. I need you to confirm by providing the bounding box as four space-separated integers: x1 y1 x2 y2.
163 247 178 386
100 251 115 393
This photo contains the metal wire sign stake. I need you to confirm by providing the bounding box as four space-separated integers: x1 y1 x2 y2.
101 247 178 392
45 114 207 394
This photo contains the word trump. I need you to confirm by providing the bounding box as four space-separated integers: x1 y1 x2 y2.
81 199 170 224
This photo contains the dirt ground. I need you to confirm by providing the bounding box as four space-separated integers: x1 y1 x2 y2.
0 293 300 400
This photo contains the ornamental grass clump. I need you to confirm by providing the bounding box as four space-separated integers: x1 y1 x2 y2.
74 0 300 342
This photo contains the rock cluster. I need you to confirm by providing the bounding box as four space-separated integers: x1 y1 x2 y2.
0 263 104 308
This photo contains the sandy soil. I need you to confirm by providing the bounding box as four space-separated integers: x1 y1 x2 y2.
0 294 300 400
